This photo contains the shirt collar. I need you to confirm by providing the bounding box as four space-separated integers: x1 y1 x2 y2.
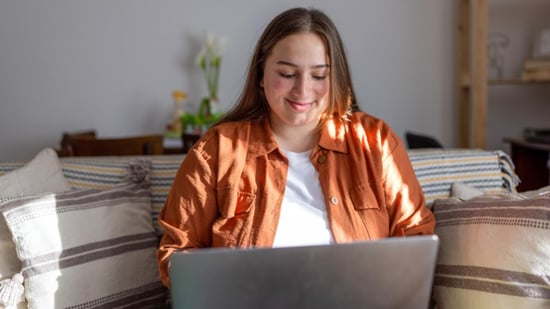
246 118 280 158
246 117 349 158
318 117 348 153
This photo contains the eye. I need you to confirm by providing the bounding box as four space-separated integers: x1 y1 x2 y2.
312 68 329 81
278 72 295 79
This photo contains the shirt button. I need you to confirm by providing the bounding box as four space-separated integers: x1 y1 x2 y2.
329 196 339 205
317 155 327 164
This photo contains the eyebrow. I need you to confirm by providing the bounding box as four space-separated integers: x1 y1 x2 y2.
276 60 330 69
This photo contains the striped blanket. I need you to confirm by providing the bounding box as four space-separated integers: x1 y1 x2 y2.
408 149 519 207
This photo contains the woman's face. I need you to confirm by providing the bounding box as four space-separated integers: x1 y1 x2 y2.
261 32 330 131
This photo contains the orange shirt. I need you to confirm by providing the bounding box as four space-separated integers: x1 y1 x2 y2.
157 112 435 286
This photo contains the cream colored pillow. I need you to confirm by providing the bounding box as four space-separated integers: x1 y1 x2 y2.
0 148 70 197
450 182 485 200
0 148 71 307
432 192 550 308
1 182 167 308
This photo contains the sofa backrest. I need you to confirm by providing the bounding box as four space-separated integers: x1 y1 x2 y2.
0 149 519 228
0 154 185 235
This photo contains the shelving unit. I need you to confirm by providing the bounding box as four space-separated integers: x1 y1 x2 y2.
489 79 550 85
457 0 488 148
456 0 550 148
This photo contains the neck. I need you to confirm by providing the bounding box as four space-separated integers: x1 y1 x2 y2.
270 120 319 153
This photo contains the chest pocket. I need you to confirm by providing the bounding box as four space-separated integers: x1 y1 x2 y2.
350 182 385 210
213 187 256 247
216 187 256 218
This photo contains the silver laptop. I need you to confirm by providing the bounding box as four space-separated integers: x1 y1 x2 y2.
168 235 439 309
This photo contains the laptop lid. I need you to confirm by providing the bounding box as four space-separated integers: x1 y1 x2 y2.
168 235 439 309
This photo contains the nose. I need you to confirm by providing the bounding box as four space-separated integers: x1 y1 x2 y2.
292 75 310 98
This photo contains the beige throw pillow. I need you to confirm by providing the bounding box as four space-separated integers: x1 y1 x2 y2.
0 148 70 197
450 182 485 200
432 192 550 308
0 148 71 283
0 182 167 308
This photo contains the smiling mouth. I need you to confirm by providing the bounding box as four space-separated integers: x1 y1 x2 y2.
287 99 313 112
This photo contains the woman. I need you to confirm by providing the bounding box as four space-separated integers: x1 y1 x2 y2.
157 7 435 287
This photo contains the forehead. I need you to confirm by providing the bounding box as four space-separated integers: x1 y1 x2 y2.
269 32 329 64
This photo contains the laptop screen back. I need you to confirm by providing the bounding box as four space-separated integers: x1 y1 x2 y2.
168 235 439 309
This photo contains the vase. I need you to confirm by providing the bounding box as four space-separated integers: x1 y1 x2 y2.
198 96 221 128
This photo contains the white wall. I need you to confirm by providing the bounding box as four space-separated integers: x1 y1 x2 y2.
0 0 456 161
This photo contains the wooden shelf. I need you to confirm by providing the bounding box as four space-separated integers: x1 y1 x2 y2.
460 77 550 87
456 0 550 148
457 0 488 148
489 79 550 85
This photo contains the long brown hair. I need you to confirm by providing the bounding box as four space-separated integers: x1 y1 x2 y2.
216 7 358 126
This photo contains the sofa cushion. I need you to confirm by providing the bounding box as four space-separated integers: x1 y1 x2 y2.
59 155 184 234
0 148 71 290
60 157 138 190
432 192 550 308
148 156 184 234
0 182 167 308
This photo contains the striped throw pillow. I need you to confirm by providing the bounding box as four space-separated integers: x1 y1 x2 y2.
59 155 184 234
149 156 184 234
432 193 550 308
0 183 167 308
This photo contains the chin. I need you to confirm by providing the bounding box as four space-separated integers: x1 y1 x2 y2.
286 116 319 128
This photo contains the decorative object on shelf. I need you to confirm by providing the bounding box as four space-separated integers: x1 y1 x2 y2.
523 127 550 144
520 28 550 82
165 90 188 138
521 58 550 81
195 32 227 130
487 32 509 80
533 28 550 60
179 33 227 136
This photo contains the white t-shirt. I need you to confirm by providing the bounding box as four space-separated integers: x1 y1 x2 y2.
272 149 334 248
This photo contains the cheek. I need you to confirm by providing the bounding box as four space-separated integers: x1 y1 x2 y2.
273 79 287 91
315 81 330 96
265 76 291 94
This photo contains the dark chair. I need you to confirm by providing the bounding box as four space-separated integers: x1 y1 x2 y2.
181 133 202 153
405 131 444 149
57 130 97 157
57 130 164 156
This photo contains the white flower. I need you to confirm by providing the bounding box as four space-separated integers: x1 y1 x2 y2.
196 32 228 100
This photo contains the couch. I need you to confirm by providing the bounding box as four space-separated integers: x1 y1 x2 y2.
0 147 548 308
